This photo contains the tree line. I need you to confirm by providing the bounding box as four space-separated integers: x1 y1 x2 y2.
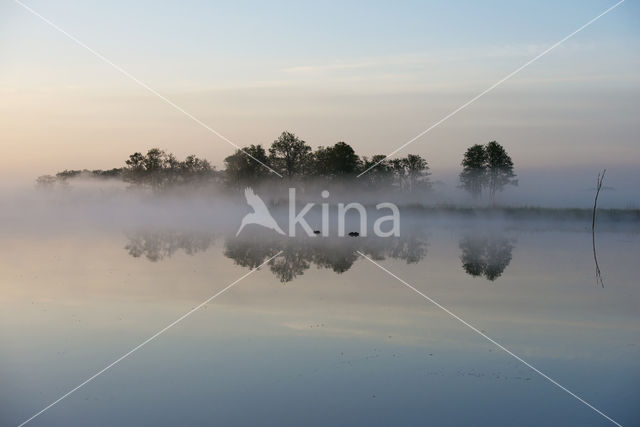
223 131 431 192
37 131 516 201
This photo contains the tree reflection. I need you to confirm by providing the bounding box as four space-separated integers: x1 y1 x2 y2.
224 229 428 283
124 228 518 283
459 234 514 281
125 230 215 262
124 228 428 283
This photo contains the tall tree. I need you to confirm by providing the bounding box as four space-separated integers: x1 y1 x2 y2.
360 155 394 187
124 152 146 185
395 154 431 191
181 154 213 184
485 141 517 203
268 131 312 178
459 144 487 198
224 145 270 186
312 141 360 178
459 142 517 202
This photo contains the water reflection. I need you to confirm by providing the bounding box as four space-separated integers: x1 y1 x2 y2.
125 230 216 262
123 229 520 282
458 234 514 281
124 229 429 283
226 231 431 282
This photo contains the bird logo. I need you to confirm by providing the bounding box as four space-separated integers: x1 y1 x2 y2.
236 188 286 236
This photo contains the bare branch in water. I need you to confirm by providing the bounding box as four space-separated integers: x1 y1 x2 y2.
592 169 605 288
592 170 605 232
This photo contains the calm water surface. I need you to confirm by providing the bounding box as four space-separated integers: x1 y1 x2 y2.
1 223 639 426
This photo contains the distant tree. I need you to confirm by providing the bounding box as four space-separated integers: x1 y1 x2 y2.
224 144 270 186
329 142 360 176
92 168 123 178
35 175 57 189
224 151 245 186
312 141 360 178
124 152 147 185
143 148 165 172
56 170 82 180
459 142 516 202
144 148 167 190
55 168 123 181
311 146 331 177
485 141 517 203
390 158 405 184
360 155 394 187
123 148 214 191
459 144 487 198
181 154 211 184
393 154 431 192
163 153 182 187
268 131 312 178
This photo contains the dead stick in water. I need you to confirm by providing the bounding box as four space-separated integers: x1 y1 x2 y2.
592 170 605 231
592 169 605 287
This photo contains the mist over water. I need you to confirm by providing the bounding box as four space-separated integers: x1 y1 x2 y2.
2 166 639 238
434 164 640 209
1 176 639 426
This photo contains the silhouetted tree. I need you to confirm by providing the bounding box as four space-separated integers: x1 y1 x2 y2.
124 151 149 186
224 145 270 187
56 170 82 180
269 131 312 178
312 141 361 178
459 144 487 198
55 168 123 181
393 154 431 191
459 142 516 202
94 168 123 178
123 148 214 191
180 154 212 184
360 155 394 187
485 141 517 203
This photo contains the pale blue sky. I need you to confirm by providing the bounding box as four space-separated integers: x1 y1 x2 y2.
0 0 638 181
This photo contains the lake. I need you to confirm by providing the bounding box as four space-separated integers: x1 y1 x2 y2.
1 217 639 426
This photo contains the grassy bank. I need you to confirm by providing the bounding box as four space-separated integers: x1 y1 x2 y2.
402 204 640 222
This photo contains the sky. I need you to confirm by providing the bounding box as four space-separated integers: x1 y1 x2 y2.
0 0 639 184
